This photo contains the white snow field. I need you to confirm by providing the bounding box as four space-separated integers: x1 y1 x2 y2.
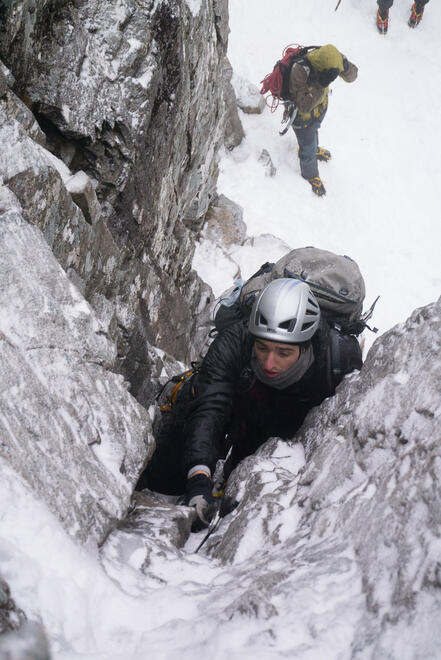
1 1 440 659
198 0 441 353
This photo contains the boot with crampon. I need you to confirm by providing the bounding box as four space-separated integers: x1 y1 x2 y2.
316 147 331 162
308 177 326 197
408 2 425 27
376 8 389 34
297 147 332 162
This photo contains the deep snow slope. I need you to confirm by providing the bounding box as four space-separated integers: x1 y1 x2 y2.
210 0 441 350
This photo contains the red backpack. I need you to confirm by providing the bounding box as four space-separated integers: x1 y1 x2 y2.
260 44 319 111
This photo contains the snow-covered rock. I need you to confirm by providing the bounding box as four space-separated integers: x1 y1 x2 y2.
0 574 24 634
1 210 439 658
229 233 292 278
0 186 152 545
101 491 196 575
70 298 438 658
224 61 245 149
0 621 50 660
192 193 246 302
258 148 277 177
0 0 233 374
0 573 49 659
233 73 266 114
0 74 207 405
192 237 240 297
205 298 441 657
1 0 230 230
65 170 101 226
203 194 246 248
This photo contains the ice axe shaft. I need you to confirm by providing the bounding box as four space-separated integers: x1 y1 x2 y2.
279 103 297 136
195 510 221 553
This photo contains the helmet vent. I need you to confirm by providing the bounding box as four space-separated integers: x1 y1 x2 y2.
259 313 268 326
278 319 295 331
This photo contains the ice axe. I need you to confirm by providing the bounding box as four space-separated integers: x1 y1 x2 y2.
195 496 239 553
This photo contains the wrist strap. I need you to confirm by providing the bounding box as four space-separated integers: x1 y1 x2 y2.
187 465 211 479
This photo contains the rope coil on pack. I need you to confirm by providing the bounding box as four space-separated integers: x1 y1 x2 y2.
260 44 318 112
260 44 303 112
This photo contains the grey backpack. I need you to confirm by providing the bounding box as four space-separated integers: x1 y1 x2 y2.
214 246 378 336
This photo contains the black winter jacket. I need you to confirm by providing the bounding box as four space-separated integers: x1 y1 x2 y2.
182 320 362 476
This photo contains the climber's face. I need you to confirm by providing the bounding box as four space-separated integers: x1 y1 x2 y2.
254 338 300 378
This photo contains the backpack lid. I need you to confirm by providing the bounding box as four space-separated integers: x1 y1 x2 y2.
240 247 368 334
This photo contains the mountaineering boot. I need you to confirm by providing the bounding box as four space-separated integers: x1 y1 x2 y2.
376 8 389 34
408 2 424 27
308 177 326 197
316 147 331 162
297 147 332 162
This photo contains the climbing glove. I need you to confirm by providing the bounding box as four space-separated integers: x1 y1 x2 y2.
182 474 217 532
317 67 340 88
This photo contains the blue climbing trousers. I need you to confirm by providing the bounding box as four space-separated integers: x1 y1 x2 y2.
293 107 327 180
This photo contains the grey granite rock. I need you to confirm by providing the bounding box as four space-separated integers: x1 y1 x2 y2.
65 170 101 226
0 60 14 90
2 0 228 236
223 60 245 150
0 186 153 545
0 621 51 660
0 82 206 405
101 490 196 574
0 575 25 635
0 0 231 378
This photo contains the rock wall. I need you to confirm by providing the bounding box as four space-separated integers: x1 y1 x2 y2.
0 4 239 649
0 185 153 546
0 0 236 403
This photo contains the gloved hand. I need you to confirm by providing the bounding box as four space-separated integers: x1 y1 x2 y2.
182 474 217 532
317 67 340 87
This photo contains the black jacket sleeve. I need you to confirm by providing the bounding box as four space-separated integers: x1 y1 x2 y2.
182 322 253 475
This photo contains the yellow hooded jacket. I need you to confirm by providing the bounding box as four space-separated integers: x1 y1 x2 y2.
288 44 357 123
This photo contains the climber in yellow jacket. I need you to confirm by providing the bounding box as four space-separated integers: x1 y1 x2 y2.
287 44 358 197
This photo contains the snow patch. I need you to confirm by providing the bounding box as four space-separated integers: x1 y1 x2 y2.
186 0 203 17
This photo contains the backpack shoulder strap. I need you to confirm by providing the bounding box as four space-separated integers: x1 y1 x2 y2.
327 328 342 393
326 327 363 393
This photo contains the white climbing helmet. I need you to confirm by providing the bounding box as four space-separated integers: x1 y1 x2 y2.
248 278 321 343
